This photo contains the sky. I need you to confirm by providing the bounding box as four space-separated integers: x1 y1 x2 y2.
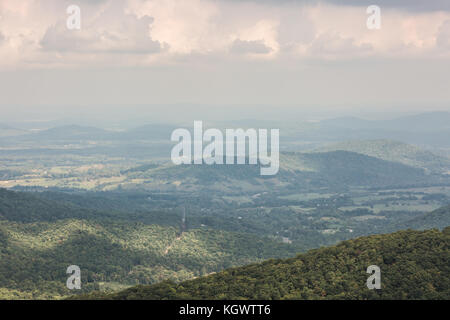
0 0 449 123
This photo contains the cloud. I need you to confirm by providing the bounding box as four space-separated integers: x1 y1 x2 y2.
223 0 450 12
40 14 163 54
436 19 450 49
0 0 450 70
230 39 272 54
126 0 222 54
308 32 373 58
76 0 109 4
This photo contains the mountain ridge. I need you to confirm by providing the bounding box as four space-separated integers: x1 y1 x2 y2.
79 227 450 300
314 139 450 174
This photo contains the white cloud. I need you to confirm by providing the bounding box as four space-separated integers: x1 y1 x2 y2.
127 0 221 54
0 0 449 70
230 39 272 54
437 19 450 50
40 14 163 54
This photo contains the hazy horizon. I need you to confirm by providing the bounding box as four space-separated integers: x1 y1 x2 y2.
1 0 449 125
0 104 449 130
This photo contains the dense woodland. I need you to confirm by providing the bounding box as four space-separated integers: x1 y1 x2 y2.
0 188 300 299
81 228 450 300
0 186 449 299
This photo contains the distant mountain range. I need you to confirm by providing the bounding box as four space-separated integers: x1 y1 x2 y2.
320 111 450 132
0 124 27 137
286 111 450 148
2 111 450 146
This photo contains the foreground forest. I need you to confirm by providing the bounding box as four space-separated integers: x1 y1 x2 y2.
81 228 450 300
0 188 299 299
0 187 449 299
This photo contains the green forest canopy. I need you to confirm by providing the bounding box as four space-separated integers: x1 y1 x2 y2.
83 227 450 300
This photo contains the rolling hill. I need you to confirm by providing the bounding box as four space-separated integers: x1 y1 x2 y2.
316 140 450 174
21 125 112 141
0 124 27 137
118 151 447 194
319 112 450 132
399 205 450 230
290 112 450 147
0 188 301 299
83 227 450 300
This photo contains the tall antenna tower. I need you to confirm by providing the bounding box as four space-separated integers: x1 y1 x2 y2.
182 206 186 224
180 206 186 234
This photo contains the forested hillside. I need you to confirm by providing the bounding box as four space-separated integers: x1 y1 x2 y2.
0 188 300 299
316 140 450 174
128 151 444 192
399 205 450 230
1 184 449 300
85 228 450 300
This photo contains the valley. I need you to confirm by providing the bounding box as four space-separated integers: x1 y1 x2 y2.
0 112 449 299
